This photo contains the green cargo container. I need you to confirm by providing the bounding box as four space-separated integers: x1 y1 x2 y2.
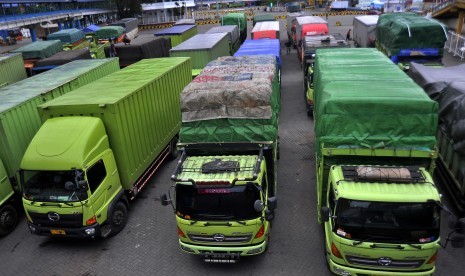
11 40 63 60
314 48 438 156
221 13 247 42
0 58 119 179
170 33 230 75
253 14 276 26
155 25 198 47
38 58 191 189
0 53 27 87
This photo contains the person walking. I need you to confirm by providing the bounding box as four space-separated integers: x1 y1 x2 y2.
285 40 291 54
346 29 351 41
109 38 117 57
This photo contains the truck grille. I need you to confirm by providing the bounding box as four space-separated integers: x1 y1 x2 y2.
188 234 252 243
346 255 425 268
29 212 83 228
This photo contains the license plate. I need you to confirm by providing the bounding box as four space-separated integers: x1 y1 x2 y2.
50 229 66 235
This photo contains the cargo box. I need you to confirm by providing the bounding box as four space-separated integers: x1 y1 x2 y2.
0 58 119 178
155 25 198 47
38 58 191 189
0 53 27 87
33 48 92 73
170 33 230 75
251 21 280 40
205 25 240 55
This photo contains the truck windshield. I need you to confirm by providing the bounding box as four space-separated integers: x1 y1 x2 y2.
335 199 440 244
176 183 261 220
21 170 88 202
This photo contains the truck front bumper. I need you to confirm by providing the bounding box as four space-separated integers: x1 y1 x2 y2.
179 239 267 261
329 258 435 276
27 222 101 238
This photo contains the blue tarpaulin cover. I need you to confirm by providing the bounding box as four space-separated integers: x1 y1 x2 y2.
82 24 101 33
234 39 281 69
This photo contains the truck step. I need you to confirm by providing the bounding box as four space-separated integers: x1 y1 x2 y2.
100 225 112 238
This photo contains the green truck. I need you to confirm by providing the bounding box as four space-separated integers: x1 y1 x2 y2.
20 58 191 238
0 59 119 236
375 13 448 71
161 55 280 263
314 48 460 275
47 29 90 51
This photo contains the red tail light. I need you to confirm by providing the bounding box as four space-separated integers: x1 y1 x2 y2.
331 242 343 259
177 226 186 238
427 251 438 264
86 216 97 226
255 225 265 239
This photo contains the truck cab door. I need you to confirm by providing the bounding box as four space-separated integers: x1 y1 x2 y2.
85 156 109 224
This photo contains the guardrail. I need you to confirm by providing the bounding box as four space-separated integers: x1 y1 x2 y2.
445 30 465 60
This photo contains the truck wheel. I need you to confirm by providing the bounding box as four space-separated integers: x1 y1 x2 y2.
109 202 127 236
0 204 18 236
168 136 179 160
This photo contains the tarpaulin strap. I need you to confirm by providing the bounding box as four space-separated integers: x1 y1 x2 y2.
397 19 412 38
427 18 449 40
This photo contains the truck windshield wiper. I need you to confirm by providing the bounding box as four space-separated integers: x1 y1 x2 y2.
353 235 422 249
39 202 73 207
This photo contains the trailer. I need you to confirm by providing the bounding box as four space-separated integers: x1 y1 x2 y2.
353 15 379 47
0 53 27 87
155 25 198 47
251 21 280 40
205 25 241 55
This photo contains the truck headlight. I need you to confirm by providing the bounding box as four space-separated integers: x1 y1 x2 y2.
29 225 36 232
247 247 263 254
85 228 96 235
333 267 351 276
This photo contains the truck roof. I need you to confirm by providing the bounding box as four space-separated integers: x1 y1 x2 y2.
155 25 196 35
333 166 440 202
296 16 327 26
21 117 108 170
176 155 258 184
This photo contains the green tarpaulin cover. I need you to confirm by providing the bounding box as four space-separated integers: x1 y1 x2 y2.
95 26 125 40
376 13 448 56
314 48 438 155
180 55 280 143
221 13 247 32
11 40 62 59
47 29 85 44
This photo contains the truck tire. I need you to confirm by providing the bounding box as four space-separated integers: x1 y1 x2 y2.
109 202 127 237
168 136 179 160
0 204 18 236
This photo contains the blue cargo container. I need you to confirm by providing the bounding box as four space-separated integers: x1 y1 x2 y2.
234 39 281 69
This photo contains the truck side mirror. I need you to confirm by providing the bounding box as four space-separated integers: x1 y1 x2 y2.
265 209 274 221
267 197 277 211
254 200 264 212
321 207 330 222
450 235 465 248
160 194 169 206
77 180 88 190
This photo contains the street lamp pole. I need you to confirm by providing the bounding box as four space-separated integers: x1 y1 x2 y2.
216 0 219 18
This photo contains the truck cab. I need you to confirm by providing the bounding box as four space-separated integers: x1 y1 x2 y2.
163 144 277 263
322 165 442 275
20 117 125 238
